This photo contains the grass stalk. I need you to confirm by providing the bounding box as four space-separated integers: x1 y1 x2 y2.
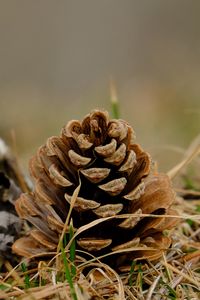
60 240 77 300
110 78 120 119
69 220 76 278
21 262 31 289
128 260 136 286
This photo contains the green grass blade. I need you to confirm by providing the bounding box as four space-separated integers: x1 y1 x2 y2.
128 260 136 286
110 79 120 119
69 220 76 277
21 262 31 289
60 241 77 300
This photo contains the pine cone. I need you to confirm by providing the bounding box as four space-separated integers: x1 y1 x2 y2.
12 110 177 267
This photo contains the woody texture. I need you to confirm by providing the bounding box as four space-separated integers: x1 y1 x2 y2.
13 110 177 268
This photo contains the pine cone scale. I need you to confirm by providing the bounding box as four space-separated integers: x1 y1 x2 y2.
103 143 126 165
64 193 100 211
98 177 127 196
77 238 112 252
118 208 142 229
94 138 117 157
112 237 140 251
118 150 136 174
132 174 175 214
93 203 123 218
80 167 110 183
49 164 73 187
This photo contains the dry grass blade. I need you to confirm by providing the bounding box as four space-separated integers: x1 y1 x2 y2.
4 261 24 286
167 135 200 180
57 181 81 257
10 130 30 192
161 261 200 288
146 274 161 300
175 188 200 197
16 283 69 300
73 212 199 239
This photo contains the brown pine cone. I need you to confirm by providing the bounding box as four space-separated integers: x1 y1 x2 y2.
12 110 177 268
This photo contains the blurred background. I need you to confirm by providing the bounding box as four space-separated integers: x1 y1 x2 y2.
0 0 200 171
